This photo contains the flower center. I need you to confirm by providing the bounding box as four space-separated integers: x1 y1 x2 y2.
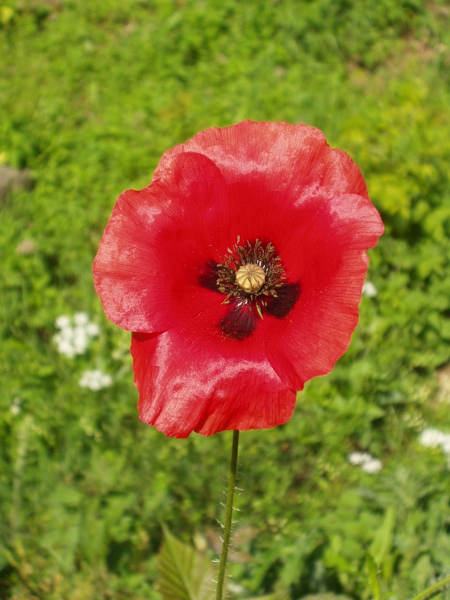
215 239 287 317
235 264 266 293
198 238 300 340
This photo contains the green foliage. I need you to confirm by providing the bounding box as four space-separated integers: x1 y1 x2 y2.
158 527 218 600
2 0 450 599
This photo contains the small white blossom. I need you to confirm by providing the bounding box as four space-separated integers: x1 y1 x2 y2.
348 451 382 473
74 312 89 326
55 315 71 330
419 428 450 467
86 322 100 337
361 458 383 474
79 369 113 391
362 281 378 298
73 326 89 354
419 428 450 448
348 451 372 465
54 337 76 358
54 314 101 357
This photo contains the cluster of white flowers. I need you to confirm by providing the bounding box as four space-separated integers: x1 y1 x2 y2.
54 313 100 358
79 369 113 391
348 451 383 474
419 428 450 465
53 313 113 392
362 281 378 298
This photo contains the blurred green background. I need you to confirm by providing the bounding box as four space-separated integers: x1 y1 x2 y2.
2 0 450 598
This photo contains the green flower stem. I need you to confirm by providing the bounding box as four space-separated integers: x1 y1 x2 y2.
409 574 450 600
216 430 240 600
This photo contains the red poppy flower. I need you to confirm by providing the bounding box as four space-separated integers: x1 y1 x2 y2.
93 121 383 438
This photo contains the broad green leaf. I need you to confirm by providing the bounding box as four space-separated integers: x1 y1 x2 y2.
369 506 396 568
158 526 218 600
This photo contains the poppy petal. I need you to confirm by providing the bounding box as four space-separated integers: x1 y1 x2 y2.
93 151 231 333
131 305 296 438
155 120 367 195
263 193 384 389
154 120 370 272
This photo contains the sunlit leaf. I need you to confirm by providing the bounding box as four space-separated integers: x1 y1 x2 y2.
369 506 396 568
158 526 218 600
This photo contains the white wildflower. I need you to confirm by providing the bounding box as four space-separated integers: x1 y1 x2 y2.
86 322 100 337
73 326 89 354
54 313 101 357
54 336 76 358
348 451 382 473
55 315 71 330
419 428 450 467
362 281 378 298
348 451 372 465
79 369 113 391
419 428 449 448
361 458 383 474
74 312 89 326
